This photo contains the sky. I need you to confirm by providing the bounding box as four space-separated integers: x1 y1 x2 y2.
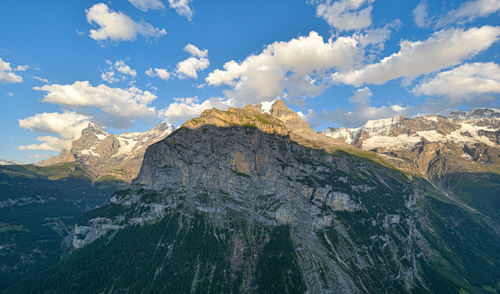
1 0 500 163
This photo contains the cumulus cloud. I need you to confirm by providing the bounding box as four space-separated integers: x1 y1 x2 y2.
129 0 165 11
206 31 361 106
168 0 194 20
412 1 431 28
436 0 500 27
184 43 207 58
332 25 500 86
101 60 137 83
18 111 91 151
302 87 410 127
14 65 29 71
0 57 23 84
314 0 374 31
34 81 157 128
158 97 230 125
101 70 119 83
145 67 171 81
18 136 70 151
176 57 209 79
176 44 209 79
414 62 500 99
86 3 166 43
114 60 137 77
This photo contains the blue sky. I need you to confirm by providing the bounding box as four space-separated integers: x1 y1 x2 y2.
1 0 500 163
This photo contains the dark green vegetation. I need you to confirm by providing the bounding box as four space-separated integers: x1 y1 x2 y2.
437 172 500 221
6 126 500 293
0 163 125 291
10 212 306 294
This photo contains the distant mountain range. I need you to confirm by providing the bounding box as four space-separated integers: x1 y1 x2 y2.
0 159 21 165
38 121 175 182
320 108 500 178
9 101 499 293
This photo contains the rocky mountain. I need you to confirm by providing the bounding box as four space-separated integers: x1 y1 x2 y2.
10 101 500 293
39 121 175 182
320 109 500 178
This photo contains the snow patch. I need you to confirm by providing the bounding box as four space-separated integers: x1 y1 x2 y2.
259 99 276 114
362 134 422 150
79 149 101 157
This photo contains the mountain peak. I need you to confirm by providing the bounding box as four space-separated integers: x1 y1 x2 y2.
82 122 108 140
182 106 289 136
38 121 175 182
449 108 500 120
149 121 175 133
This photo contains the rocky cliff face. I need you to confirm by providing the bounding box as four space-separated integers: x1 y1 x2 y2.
14 101 499 294
320 109 500 178
39 122 175 182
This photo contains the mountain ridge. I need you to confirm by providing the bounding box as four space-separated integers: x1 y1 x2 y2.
7 101 500 293
38 121 175 182
320 107 500 177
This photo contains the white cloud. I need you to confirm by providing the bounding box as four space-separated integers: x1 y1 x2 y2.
158 97 230 125
146 67 171 80
29 153 50 159
34 81 157 128
332 25 500 86
437 0 500 27
0 57 23 84
413 1 430 28
314 0 374 31
19 136 70 151
175 44 209 79
7 92 14 97
114 60 137 77
206 31 361 106
184 43 207 58
129 0 165 11
176 57 209 79
86 3 166 42
14 65 29 71
168 0 193 20
414 62 500 99
33 76 49 83
101 70 119 83
18 111 91 151
101 60 137 83
302 87 410 127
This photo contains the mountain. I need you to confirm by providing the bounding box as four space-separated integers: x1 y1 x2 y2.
320 109 500 177
0 163 125 291
11 101 500 293
39 121 175 182
320 108 500 221
0 159 21 166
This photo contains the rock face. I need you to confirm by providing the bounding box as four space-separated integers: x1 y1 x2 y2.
14 101 500 294
320 109 500 178
39 122 175 182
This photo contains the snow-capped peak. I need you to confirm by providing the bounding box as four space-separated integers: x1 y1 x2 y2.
258 99 277 114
